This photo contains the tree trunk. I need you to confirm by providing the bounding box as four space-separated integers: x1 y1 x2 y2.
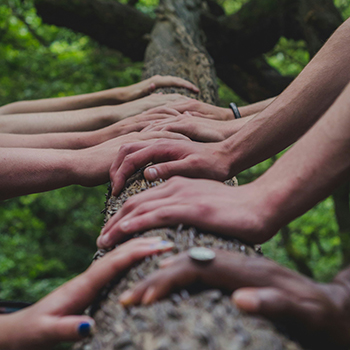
73 1 305 350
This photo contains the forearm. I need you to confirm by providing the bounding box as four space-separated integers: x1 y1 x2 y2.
0 106 118 134
252 81 350 233
0 88 125 115
0 148 77 200
0 130 102 149
238 97 276 117
226 18 350 174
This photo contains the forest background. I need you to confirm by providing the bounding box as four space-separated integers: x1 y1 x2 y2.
1 0 350 304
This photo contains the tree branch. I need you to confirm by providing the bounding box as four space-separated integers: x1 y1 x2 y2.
34 0 155 61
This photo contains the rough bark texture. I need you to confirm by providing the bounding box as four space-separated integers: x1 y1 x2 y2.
73 1 305 349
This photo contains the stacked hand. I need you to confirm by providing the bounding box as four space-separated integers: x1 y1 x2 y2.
97 177 275 248
118 75 199 102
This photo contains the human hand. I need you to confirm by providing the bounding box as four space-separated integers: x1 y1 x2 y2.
143 99 233 121
118 75 199 102
109 137 234 197
74 131 189 187
141 112 247 142
0 237 174 350
98 177 273 248
117 93 190 120
97 112 178 143
118 249 350 348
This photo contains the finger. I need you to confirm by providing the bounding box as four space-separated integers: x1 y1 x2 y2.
143 107 181 116
44 316 96 343
111 140 186 195
232 287 322 324
144 158 198 181
99 204 197 248
110 141 154 196
155 76 199 93
100 183 176 237
119 255 196 306
41 237 174 314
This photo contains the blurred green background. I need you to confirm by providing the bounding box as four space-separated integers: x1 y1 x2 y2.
0 0 350 308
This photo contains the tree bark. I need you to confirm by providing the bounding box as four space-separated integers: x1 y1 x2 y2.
73 1 305 349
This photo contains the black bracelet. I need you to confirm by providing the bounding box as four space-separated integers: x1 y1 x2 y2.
229 102 241 119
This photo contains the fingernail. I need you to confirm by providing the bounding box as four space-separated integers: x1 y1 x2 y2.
146 167 158 181
151 241 174 250
119 290 135 306
78 320 95 337
232 291 260 312
142 286 156 305
100 234 111 248
120 221 129 232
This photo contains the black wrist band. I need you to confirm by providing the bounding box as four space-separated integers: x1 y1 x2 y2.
229 102 241 119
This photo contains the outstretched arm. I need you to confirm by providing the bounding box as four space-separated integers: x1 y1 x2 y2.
0 131 187 200
118 250 350 348
0 94 188 134
0 237 174 350
0 75 198 115
101 79 350 248
0 113 177 149
109 17 350 191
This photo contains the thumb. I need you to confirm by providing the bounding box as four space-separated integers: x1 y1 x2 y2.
232 287 296 318
144 159 194 181
46 316 96 342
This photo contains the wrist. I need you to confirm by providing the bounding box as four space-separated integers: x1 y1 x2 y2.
0 314 17 350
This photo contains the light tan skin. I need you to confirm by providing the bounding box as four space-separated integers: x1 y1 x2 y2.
0 237 174 350
99 78 350 248
141 111 255 142
0 113 178 149
118 250 350 348
0 93 190 134
0 75 199 115
142 96 275 121
0 131 188 200
108 17 350 196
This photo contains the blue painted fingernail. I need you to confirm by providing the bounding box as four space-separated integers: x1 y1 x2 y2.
78 322 93 337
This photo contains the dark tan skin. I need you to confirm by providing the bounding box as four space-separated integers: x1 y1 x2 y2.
119 250 350 348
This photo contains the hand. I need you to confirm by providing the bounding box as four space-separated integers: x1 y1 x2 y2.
118 249 350 348
0 237 174 350
96 112 178 143
119 75 199 102
141 112 248 142
117 93 190 120
98 177 273 248
109 138 234 197
143 99 233 120
74 131 189 187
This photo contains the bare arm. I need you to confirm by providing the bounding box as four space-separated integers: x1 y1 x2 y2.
0 131 187 200
0 113 177 149
0 94 188 134
101 80 350 248
0 75 198 115
225 18 350 175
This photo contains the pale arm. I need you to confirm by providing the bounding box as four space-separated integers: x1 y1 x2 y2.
0 131 187 200
0 75 198 115
0 94 188 134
